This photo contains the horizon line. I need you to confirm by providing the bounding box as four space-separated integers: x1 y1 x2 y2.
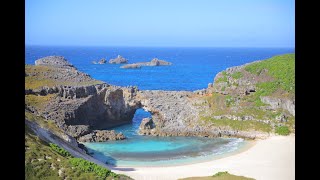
25 44 295 49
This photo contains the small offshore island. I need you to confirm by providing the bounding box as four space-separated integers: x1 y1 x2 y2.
25 54 295 180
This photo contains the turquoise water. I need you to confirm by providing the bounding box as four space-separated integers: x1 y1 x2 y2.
84 109 246 167
25 47 291 166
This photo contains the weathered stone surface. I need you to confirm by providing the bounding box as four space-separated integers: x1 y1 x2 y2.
78 130 125 142
26 55 294 142
35 56 74 68
109 55 128 64
92 58 106 64
261 96 295 116
136 58 172 66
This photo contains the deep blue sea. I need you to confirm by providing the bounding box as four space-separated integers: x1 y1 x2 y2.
25 46 294 91
25 46 294 166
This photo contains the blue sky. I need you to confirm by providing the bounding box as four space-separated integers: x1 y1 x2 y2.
25 0 295 47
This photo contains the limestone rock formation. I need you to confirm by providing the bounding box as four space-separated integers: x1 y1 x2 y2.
35 56 74 68
136 58 172 66
78 130 125 142
92 58 107 64
109 55 128 64
139 118 155 135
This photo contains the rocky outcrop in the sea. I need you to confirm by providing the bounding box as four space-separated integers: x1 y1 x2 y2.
26 54 295 142
92 58 106 64
109 55 128 64
120 64 141 69
120 58 172 69
144 58 172 66
136 58 172 66
78 130 125 142
139 118 155 135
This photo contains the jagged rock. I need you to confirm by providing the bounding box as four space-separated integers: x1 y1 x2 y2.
120 64 141 69
139 118 154 130
149 58 172 66
66 125 91 138
261 96 295 116
109 55 128 64
35 56 74 68
92 58 106 64
135 58 172 67
78 130 125 142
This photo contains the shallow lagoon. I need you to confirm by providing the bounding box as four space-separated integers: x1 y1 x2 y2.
84 109 247 167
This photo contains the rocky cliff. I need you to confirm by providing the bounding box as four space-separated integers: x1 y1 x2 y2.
26 56 140 143
136 54 295 139
26 54 295 143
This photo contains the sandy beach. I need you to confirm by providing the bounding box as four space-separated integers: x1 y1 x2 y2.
111 135 295 180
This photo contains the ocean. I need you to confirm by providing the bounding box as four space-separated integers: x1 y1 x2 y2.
25 46 294 166
25 46 294 91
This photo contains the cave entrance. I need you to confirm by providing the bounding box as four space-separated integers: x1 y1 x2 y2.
112 108 151 138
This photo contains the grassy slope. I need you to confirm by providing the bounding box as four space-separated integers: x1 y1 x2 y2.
25 65 103 89
25 65 131 179
200 54 295 134
25 125 131 180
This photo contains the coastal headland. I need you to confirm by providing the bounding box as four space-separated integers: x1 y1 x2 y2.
25 54 295 179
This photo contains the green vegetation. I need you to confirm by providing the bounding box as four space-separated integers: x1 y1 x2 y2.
25 65 103 89
179 171 255 180
275 126 290 135
25 125 132 180
202 116 272 132
213 171 229 177
216 71 228 83
245 54 295 93
231 72 243 79
225 95 235 107
49 143 71 157
244 54 295 106
25 111 62 135
25 94 56 109
69 158 118 179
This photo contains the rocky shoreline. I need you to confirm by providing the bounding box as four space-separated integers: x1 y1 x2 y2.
26 54 295 150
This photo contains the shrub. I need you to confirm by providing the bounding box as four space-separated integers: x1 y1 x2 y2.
225 95 234 107
275 126 290 135
49 143 72 157
69 158 118 179
231 72 243 79
213 171 229 177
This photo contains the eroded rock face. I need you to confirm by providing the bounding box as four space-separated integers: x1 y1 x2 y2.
149 58 172 66
261 96 295 116
109 55 128 64
35 56 74 68
27 56 140 141
78 130 125 142
139 118 155 135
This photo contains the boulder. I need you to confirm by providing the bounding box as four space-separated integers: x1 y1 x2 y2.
78 130 126 142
